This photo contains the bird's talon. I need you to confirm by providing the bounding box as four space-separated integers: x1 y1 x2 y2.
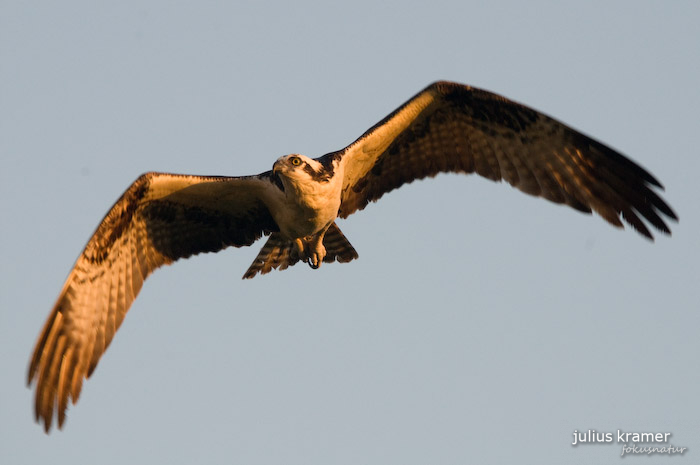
307 254 322 269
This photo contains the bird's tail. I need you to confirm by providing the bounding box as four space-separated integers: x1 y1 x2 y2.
242 222 358 279
321 222 359 264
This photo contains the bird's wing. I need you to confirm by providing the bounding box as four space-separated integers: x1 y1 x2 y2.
28 171 280 431
324 81 676 238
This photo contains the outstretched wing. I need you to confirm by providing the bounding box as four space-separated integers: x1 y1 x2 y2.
28 171 279 431
325 81 676 238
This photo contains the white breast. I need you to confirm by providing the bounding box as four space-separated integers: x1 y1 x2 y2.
271 166 344 239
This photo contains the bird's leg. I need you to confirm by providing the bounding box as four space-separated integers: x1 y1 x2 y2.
293 234 327 269
305 233 326 269
293 238 305 260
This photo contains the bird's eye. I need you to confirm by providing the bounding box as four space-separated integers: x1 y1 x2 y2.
291 157 302 166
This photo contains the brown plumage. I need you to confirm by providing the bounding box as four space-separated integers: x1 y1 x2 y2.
28 81 676 432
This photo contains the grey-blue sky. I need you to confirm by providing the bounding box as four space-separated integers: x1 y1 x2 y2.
2 1 698 464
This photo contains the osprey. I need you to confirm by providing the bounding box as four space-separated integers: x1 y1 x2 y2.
28 81 676 431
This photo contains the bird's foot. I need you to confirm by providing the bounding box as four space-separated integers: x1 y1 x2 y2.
295 237 326 269
307 245 326 269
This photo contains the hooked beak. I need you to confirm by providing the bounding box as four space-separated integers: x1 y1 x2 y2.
271 161 285 192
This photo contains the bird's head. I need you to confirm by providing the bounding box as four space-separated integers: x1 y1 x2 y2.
272 154 328 185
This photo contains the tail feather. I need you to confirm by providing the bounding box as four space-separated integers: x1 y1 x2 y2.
243 233 299 279
242 222 358 279
322 222 359 263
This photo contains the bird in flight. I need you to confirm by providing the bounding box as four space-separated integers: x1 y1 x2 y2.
28 81 676 432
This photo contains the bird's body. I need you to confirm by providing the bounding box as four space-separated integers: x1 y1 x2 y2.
28 81 677 431
269 155 344 267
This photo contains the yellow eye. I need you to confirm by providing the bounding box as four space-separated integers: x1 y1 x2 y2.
291 157 301 166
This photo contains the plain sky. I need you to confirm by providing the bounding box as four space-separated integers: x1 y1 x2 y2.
2 1 699 464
